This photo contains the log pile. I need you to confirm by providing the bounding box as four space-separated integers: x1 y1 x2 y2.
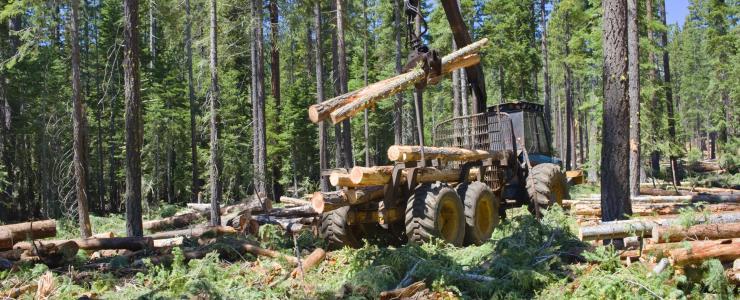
573 185 740 277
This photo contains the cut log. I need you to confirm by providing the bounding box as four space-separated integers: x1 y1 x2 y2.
187 203 220 213
153 237 184 248
326 38 489 124
651 222 740 243
143 212 203 232
578 211 740 241
570 194 740 204
387 145 500 163
290 248 326 278
0 220 57 250
620 238 740 259
14 237 154 252
147 226 237 240
240 242 299 264
251 215 314 232
91 232 116 238
307 89 361 123
348 166 480 187
380 281 427 300
311 186 385 213
255 205 317 218
639 187 685 196
279 196 311 207
572 202 740 217
668 239 740 266
329 172 355 187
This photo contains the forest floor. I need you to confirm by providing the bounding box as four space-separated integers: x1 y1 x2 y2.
1 183 738 299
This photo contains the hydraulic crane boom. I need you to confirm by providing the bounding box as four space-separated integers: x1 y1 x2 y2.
439 0 487 114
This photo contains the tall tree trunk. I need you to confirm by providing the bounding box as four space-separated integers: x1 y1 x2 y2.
628 0 641 197
564 19 574 171
314 0 329 192
208 0 221 226
659 0 679 187
269 0 282 200
540 0 552 128
108 87 118 213
185 0 199 204
252 0 267 196
123 0 144 237
411 11 424 147
393 0 403 144
71 0 92 237
148 0 156 69
601 0 632 222
336 0 353 168
362 0 370 167
451 39 461 118
646 0 661 178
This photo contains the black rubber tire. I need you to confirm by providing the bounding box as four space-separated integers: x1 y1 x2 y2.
405 184 465 246
319 206 362 249
457 181 500 245
526 163 569 216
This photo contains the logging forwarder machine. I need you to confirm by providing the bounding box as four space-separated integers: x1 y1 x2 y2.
316 0 569 248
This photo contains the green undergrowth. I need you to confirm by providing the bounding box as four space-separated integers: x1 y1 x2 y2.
2 206 737 299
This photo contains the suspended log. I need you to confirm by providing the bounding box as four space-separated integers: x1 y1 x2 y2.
143 212 203 232
329 172 355 187
290 248 326 278
651 222 740 243
147 226 237 240
307 90 361 123
578 211 740 241
326 38 489 124
279 196 311 207
668 239 740 266
310 186 385 214
14 237 154 252
348 166 480 187
572 202 740 217
0 220 57 250
387 145 500 163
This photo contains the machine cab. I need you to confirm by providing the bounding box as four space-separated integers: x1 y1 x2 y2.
487 101 559 166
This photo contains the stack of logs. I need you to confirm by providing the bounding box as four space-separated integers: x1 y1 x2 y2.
0 199 327 282
310 145 504 215
573 184 740 282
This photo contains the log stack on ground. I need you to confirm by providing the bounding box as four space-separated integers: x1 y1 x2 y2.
147 226 237 240
572 202 740 217
308 38 489 124
0 220 57 250
668 238 740 266
279 196 311 207
144 212 203 232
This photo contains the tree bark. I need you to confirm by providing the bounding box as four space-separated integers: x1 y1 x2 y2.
347 166 480 187
336 0 353 169
70 0 92 238
393 0 403 144
668 239 740 267
185 0 199 204
123 0 144 237
387 145 501 163
578 212 740 241
573 202 739 217
314 0 330 192
564 14 575 171
208 0 222 226
147 225 236 240
540 0 552 128
628 0 641 197
452 39 461 118
646 0 661 178
310 186 385 213
0 220 57 250
652 222 740 244
362 0 370 167
143 212 203 232
269 0 283 201
601 0 631 222
659 0 679 187
252 0 267 196
290 248 326 278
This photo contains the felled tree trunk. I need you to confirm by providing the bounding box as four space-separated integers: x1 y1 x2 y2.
668 239 740 266
344 166 480 187
578 212 740 241
252 215 314 232
329 172 354 187
620 238 740 260
651 222 740 243
290 248 326 278
0 220 57 250
279 196 311 207
14 237 154 251
143 212 203 232
254 205 317 218
572 202 740 217
147 226 237 240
